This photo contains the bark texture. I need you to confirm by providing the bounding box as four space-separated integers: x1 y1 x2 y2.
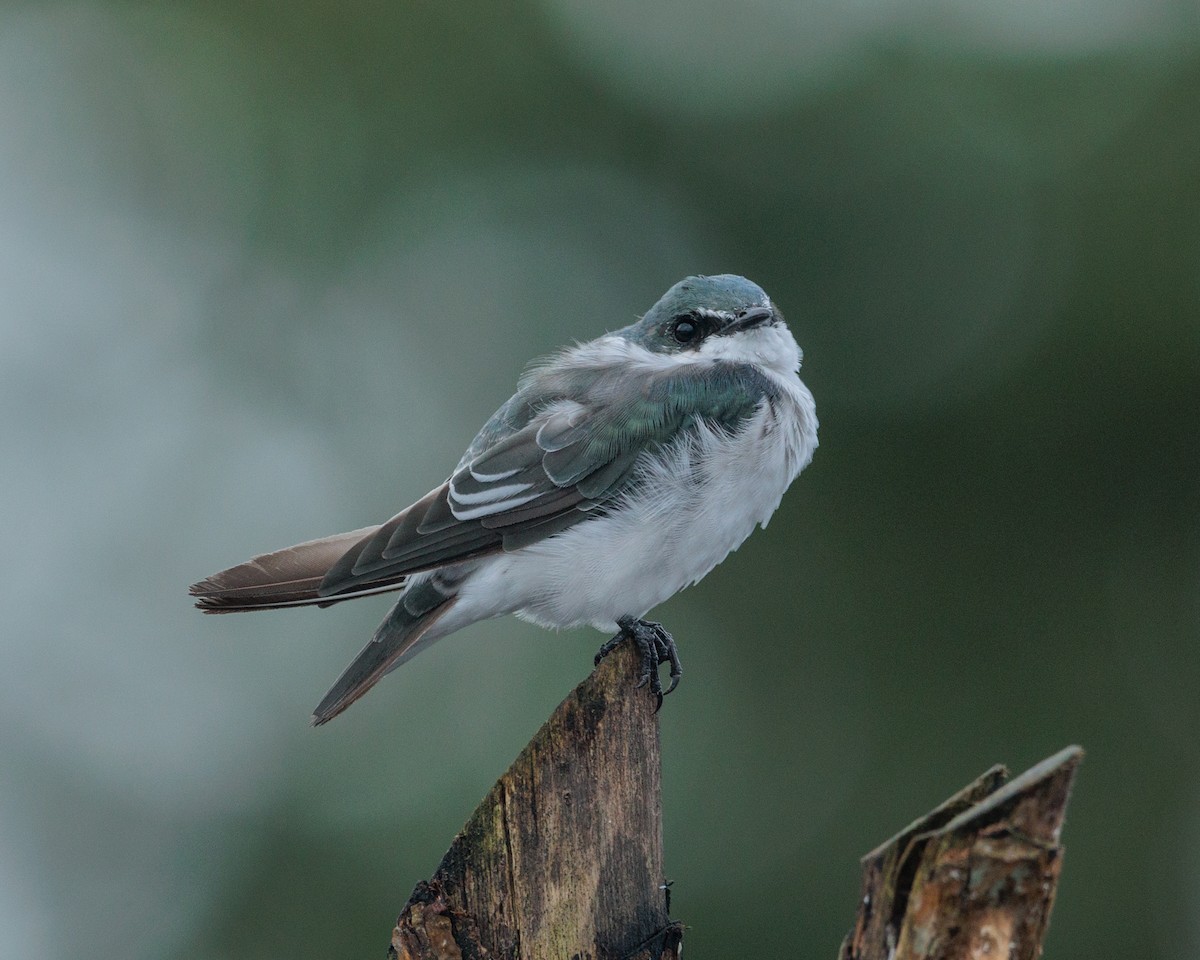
390 641 681 960
840 746 1083 960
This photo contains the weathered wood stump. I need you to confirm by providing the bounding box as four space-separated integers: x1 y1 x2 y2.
384 634 1081 960
840 746 1083 960
390 641 681 960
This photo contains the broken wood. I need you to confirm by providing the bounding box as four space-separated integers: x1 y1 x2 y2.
840 745 1083 960
383 634 1081 960
390 641 681 960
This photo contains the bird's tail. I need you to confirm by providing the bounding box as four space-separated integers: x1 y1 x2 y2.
311 579 458 725
189 525 402 613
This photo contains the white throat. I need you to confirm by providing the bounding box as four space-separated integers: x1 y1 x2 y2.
695 323 802 377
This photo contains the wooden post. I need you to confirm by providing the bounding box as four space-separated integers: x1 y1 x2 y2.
385 637 1081 960
389 641 681 960
840 746 1083 960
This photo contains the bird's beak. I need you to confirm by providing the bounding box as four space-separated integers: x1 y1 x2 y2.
724 306 775 334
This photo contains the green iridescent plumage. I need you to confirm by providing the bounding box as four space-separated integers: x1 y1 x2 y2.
319 360 778 596
318 276 783 598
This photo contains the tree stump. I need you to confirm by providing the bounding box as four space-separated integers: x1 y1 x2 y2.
390 641 681 960
840 745 1083 960
385 635 1082 960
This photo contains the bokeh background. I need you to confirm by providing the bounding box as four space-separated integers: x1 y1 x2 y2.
1 1 1197 957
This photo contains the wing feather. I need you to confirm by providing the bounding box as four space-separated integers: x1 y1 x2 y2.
316 360 773 599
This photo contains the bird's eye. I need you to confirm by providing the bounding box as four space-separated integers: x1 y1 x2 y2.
672 318 699 344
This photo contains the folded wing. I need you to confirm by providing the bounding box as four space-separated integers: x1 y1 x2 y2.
192 358 774 614
318 399 643 597
319 360 774 598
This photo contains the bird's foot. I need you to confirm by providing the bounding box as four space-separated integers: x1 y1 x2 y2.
594 616 682 711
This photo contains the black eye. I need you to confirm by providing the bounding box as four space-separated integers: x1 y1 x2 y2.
672 318 698 344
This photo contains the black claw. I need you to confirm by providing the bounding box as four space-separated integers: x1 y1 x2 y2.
594 616 683 709
594 633 624 666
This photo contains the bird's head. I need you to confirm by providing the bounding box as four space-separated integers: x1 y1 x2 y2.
617 275 799 373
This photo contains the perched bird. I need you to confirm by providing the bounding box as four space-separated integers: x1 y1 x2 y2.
191 275 818 724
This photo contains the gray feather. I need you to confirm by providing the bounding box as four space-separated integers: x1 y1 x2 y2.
190 526 385 612
311 581 457 725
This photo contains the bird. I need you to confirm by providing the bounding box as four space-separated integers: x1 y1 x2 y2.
190 274 818 725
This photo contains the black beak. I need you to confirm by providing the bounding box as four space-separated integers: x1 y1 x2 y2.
724 306 774 333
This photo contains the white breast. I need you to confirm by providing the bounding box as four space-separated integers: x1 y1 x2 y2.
463 371 818 633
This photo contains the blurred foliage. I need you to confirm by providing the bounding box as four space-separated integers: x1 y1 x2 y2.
0 1 1197 959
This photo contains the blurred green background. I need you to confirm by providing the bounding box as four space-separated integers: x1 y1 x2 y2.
1 1 1197 957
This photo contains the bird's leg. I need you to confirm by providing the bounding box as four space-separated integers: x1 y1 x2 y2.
594 616 683 710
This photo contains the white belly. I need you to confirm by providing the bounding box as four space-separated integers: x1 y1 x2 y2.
453 386 817 633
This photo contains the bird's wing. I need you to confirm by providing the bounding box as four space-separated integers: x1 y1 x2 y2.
318 359 773 598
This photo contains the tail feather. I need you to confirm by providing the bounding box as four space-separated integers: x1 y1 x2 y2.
311 593 457 725
189 525 397 612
